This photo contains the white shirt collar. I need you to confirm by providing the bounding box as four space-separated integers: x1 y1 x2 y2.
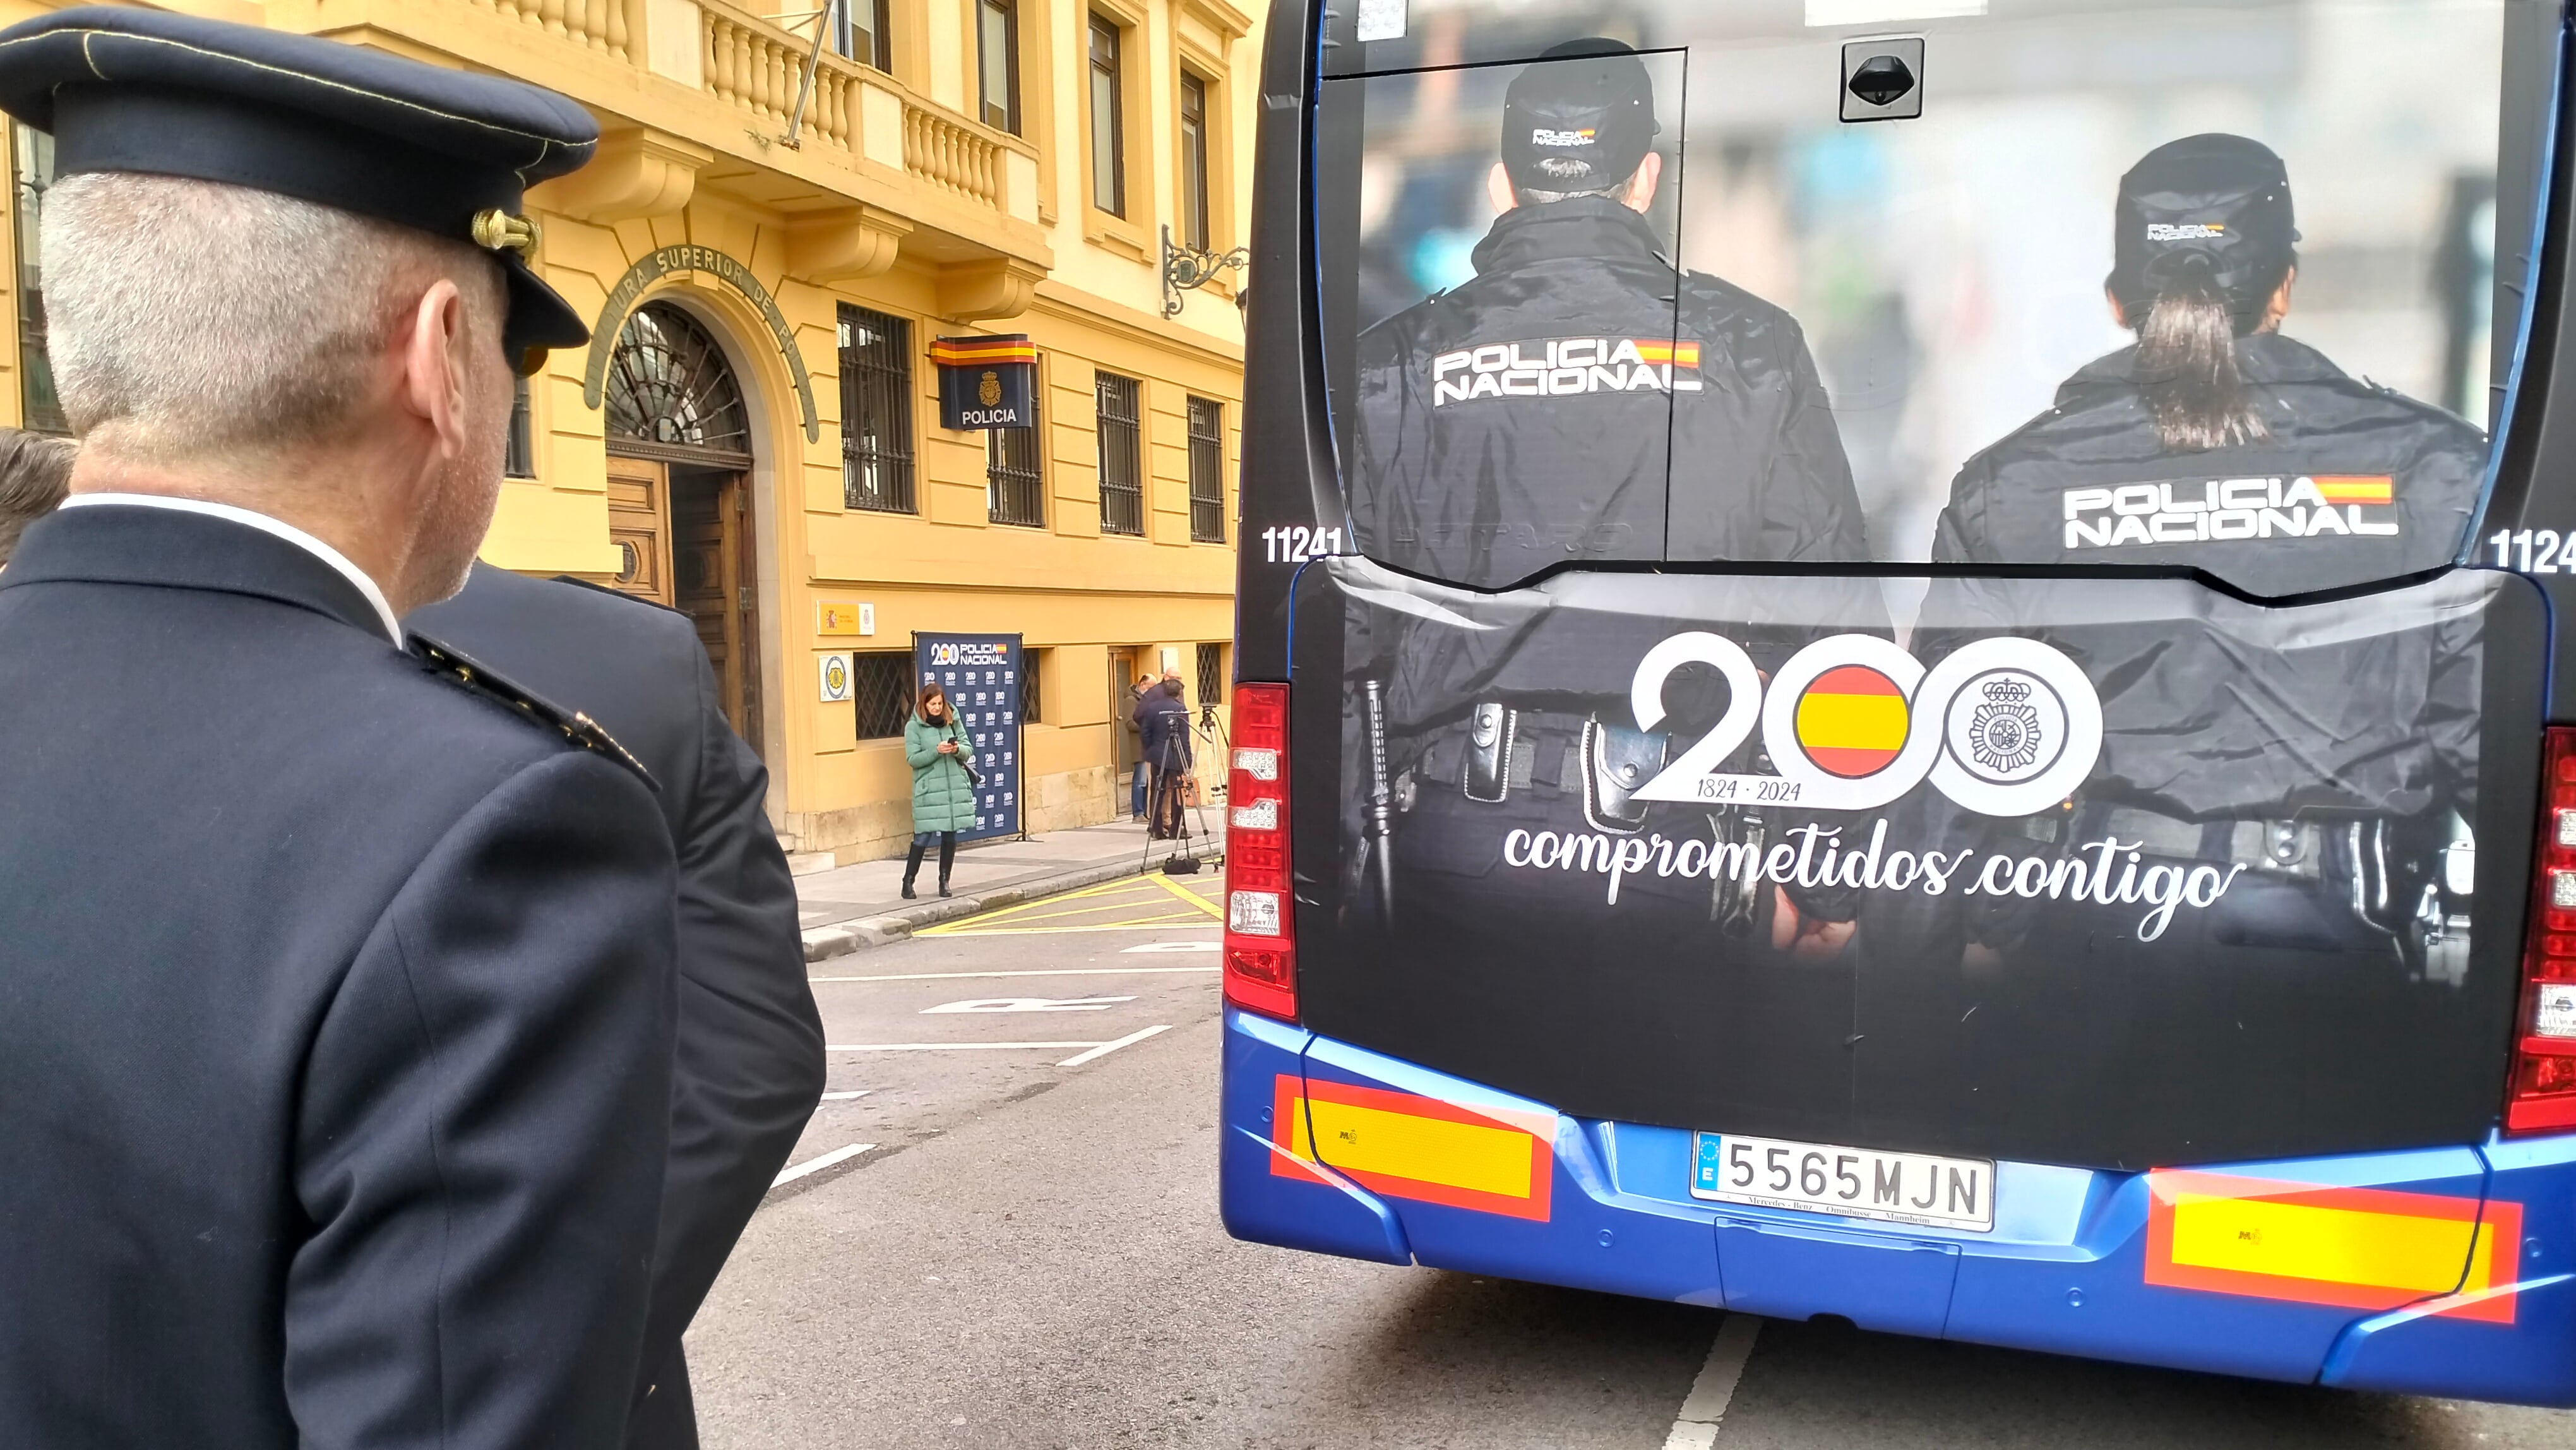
57 493 405 645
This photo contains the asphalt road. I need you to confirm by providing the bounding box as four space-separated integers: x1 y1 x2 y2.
685 871 2576 1449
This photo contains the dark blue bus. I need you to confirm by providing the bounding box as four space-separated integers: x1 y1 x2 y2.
1215 0 2576 1406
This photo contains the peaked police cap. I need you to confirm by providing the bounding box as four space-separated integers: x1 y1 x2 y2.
0 6 600 358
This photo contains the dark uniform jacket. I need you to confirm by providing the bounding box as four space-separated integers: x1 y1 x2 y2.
0 505 678 1448
1351 194 1872 590
1923 332 2488 823
413 563 825 1450
1344 197 1881 923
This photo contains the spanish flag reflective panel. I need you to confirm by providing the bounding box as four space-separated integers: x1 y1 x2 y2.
2144 1171 2523 1323
1271 1076 1554 1222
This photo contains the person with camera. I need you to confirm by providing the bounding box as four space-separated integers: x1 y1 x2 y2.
1136 671 1196 842
902 681 978 898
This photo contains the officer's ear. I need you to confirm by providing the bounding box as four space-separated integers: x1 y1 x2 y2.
2106 287 2128 329
2261 266 2296 333
1621 152 1663 213
1488 161 1518 215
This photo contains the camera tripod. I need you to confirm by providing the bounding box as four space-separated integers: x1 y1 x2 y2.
1138 702 1228 875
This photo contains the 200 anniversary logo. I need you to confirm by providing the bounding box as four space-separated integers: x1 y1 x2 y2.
1624 632 2103 817
1491 632 2241 939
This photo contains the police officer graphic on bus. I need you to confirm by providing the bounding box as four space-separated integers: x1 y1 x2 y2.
1864 135 2492 1149
1347 38 1873 590
1929 133 2486 590
1333 39 1889 1034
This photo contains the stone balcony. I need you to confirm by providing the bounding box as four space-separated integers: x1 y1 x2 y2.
294 0 1052 313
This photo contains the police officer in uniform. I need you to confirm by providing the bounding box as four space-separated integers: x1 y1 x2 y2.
1873 134 2489 1152
0 10 677 1446
414 565 826 1449
1350 37 1872 590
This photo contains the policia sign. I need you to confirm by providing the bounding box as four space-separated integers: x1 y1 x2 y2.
931 335 1037 430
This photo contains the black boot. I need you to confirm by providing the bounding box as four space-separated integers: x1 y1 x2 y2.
937 834 955 897
900 841 925 899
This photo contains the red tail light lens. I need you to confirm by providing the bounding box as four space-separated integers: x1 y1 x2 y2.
1223 681 1296 1021
2508 726 2576 1134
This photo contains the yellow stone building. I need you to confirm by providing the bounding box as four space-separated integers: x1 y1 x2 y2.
0 0 1254 865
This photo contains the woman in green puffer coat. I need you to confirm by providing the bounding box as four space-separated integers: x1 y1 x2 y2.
902 681 977 898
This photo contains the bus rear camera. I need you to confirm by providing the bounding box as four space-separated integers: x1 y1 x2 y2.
1849 56 1915 107
1842 37 1925 122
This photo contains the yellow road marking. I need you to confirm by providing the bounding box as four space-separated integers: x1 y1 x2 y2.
921 917 1215 937
918 874 1223 937
1142 870 1226 918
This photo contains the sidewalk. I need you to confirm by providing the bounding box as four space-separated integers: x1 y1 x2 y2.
796 814 1226 962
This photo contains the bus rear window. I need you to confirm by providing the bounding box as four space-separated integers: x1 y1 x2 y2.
1315 1 2526 598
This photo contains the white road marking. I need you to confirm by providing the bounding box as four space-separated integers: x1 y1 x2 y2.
818 1090 871 1101
825 1041 1107 1052
921 995 1138 1014
1121 940 1221 954
772 1142 874 1187
1055 1024 1172 1067
1663 1314 1761 1450
811 966 1219 983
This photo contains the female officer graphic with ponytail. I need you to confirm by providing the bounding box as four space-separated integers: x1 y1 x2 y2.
1861 134 2493 1156
1931 132 2486 587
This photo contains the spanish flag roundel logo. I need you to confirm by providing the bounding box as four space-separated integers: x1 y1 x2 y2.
1794 664 1911 779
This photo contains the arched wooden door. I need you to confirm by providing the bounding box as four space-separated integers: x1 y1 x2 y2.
604 302 763 752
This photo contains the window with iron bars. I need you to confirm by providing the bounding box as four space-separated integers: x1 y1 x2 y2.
1195 642 1224 707
987 387 1045 527
850 651 914 739
1186 395 1224 542
1095 371 1143 535
1022 649 1045 723
840 304 915 513
13 125 64 436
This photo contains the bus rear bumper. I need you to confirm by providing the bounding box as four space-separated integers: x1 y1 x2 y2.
1218 1007 2576 1407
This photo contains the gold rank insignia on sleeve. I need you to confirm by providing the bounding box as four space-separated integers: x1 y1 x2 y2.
407 632 660 793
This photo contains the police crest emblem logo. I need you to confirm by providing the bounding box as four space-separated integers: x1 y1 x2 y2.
1943 668 2069 788
978 369 1002 407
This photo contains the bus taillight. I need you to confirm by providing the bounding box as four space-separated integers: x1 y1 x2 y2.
1223 682 1296 1020
2508 727 2576 1134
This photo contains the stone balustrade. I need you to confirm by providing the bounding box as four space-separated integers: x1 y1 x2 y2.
472 0 633 61
440 0 1035 235
901 104 1001 208
695 0 1013 217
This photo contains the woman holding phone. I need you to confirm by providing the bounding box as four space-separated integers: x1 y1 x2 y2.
902 682 976 898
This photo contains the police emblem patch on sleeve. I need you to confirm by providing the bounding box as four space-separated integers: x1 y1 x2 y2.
407 632 661 792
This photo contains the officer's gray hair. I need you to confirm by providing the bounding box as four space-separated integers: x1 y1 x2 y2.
39 172 502 458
